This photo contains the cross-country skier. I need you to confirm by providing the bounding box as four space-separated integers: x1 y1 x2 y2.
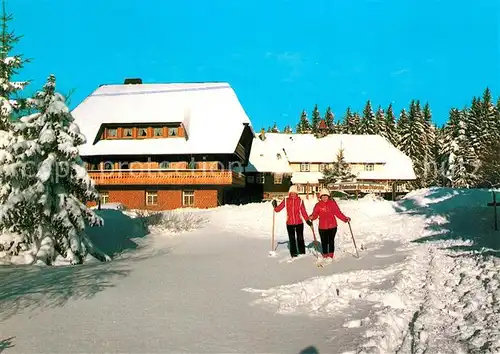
272 185 312 258
308 188 350 258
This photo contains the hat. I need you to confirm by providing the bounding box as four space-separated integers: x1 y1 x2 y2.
288 185 298 194
319 188 330 197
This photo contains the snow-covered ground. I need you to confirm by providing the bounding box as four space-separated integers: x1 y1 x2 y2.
1 187 499 353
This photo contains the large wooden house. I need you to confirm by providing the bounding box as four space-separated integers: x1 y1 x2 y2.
245 132 416 200
71 80 255 210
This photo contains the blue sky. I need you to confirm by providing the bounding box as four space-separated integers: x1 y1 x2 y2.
9 0 500 129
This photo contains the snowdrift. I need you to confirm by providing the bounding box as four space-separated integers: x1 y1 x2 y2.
241 187 500 354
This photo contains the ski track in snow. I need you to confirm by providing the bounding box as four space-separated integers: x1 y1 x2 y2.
1 188 500 353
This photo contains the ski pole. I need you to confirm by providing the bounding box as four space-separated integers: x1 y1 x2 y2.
348 221 359 258
269 209 277 257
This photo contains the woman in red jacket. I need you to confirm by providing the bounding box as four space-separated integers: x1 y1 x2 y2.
272 185 312 258
309 188 350 258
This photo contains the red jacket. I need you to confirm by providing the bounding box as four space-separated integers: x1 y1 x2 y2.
274 195 309 225
310 199 349 230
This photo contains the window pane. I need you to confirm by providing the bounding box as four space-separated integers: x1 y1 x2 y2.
107 128 117 137
123 128 132 137
154 128 163 136
168 127 178 136
138 128 148 137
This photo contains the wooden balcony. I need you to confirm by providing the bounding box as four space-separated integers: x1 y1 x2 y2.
88 169 246 187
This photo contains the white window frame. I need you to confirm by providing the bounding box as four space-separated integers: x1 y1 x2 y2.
168 127 179 137
153 127 163 137
106 128 117 137
256 173 265 184
364 163 374 171
274 173 283 184
123 128 133 137
319 163 328 172
183 190 195 207
300 163 310 172
138 127 148 137
100 192 109 204
146 191 158 206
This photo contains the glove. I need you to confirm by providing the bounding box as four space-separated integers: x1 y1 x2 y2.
306 220 313 227
272 199 277 208
346 217 351 222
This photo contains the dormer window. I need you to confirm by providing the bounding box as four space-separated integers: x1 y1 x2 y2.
154 127 163 137
98 123 183 142
277 153 281 160
123 128 133 137
138 128 148 137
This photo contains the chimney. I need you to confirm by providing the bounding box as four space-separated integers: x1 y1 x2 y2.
124 78 142 84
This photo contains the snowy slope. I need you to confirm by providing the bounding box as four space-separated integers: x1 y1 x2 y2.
1 187 499 353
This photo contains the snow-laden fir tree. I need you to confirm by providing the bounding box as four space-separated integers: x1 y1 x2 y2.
324 106 334 134
467 97 483 156
421 102 439 187
396 108 409 150
360 100 377 134
399 100 428 188
283 124 293 134
374 105 385 137
351 112 362 134
296 109 311 133
311 104 321 136
446 112 478 188
384 103 398 146
342 107 358 134
0 2 31 209
439 108 461 184
322 147 356 187
0 75 108 265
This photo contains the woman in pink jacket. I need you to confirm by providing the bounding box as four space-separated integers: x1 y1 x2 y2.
272 185 312 258
309 188 350 258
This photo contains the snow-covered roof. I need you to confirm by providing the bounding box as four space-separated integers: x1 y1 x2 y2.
261 133 397 163
243 136 293 173
250 133 416 181
71 82 253 156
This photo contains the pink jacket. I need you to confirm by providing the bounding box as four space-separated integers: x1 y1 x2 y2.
274 195 309 225
310 199 349 229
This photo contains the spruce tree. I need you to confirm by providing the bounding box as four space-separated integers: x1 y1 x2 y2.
324 106 334 134
421 102 438 186
296 110 311 133
322 147 356 187
311 104 321 135
384 103 398 146
374 105 385 137
0 75 107 265
446 111 477 187
396 108 410 150
0 1 29 125
0 2 30 207
283 125 293 134
341 107 354 133
351 112 362 134
469 97 483 151
361 100 376 134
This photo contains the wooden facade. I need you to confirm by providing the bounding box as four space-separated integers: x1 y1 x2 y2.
85 124 255 210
